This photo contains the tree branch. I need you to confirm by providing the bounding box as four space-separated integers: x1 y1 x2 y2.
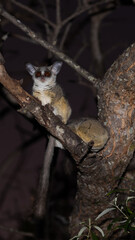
0 62 88 162
59 23 71 50
56 0 61 25
34 136 55 218
90 12 110 77
38 0 52 43
11 0 55 28
0 6 98 86
62 0 114 27
69 41 135 236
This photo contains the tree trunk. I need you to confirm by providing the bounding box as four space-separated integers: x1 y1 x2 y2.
69 43 135 237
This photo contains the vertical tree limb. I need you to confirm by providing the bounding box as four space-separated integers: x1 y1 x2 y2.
34 136 55 218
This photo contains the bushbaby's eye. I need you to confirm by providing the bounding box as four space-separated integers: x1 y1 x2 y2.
44 70 51 77
35 71 41 78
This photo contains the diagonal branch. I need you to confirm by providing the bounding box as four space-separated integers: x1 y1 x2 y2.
59 23 71 50
0 61 88 162
0 6 98 86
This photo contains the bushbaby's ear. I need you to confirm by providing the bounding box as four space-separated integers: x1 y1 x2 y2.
26 63 36 76
51 61 63 75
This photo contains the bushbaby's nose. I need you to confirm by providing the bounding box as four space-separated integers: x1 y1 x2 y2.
40 76 45 82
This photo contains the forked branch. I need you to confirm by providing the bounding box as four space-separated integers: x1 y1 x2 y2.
0 6 98 86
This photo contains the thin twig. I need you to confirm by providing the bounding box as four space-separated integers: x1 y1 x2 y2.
62 0 114 27
59 23 71 50
56 0 61 24
11 0 55 28
90 13 105 77
74 43 88 61
51 0 62 46
50 0 62 46
38 0 52 43
91 15 103 64
90 11 112 78
0 6 98 85
12 33 38 44
77 0 82 9
38 0 49 17
34 136 55 218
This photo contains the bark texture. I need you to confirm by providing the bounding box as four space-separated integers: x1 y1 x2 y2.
69 43 135 236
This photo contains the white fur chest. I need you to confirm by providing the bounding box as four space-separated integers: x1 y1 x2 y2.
33 90 52 106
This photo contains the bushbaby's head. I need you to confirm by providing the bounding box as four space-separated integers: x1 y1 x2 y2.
26 61 62 91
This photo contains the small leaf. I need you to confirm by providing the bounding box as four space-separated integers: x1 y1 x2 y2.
126 196 135 206
114 197 118 206
95 208 115 221
80 221 85 225
77 226 87 237
93 225 104 237
69 227 88 240
118 220 127 224
131 222 135 228
129 189 135 193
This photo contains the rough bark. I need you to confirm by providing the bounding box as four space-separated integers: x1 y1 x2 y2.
69 43 135 236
